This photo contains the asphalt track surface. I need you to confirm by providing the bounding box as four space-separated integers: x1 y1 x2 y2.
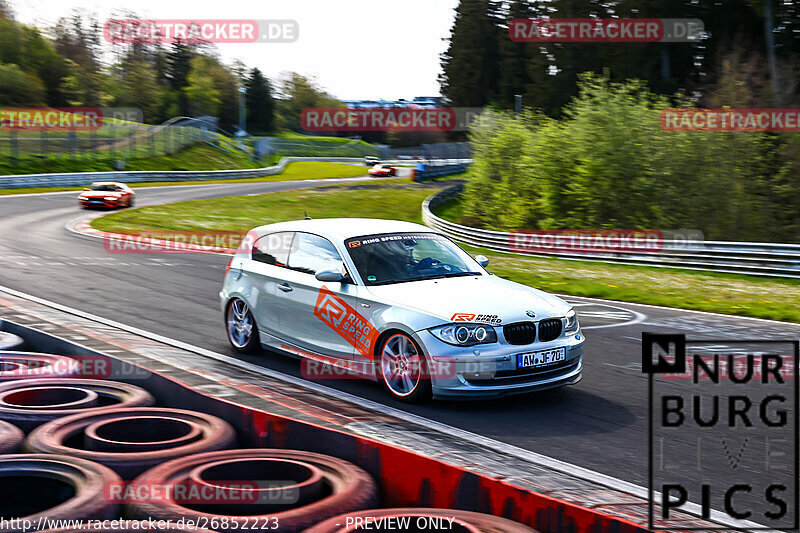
0 178 797 526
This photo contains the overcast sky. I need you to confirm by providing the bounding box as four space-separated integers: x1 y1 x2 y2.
8 0 459 100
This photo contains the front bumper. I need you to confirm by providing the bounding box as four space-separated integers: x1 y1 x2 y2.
80 198 119 208
416 329 585 399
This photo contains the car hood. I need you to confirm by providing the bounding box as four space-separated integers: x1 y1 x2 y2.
81 191 120 198
363 274 570 326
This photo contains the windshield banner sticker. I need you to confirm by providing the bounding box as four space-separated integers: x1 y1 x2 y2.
314 286 379 358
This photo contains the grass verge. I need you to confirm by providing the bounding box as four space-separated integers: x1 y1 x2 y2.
91 181 800 323
0 160 368 196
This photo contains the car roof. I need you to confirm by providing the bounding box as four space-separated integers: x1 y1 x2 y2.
91 181 126 186
250 218 436 241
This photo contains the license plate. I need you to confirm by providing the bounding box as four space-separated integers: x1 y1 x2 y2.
518 348 566 368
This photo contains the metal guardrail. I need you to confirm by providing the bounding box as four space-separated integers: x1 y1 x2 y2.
422 184 800 279
0 156 365 189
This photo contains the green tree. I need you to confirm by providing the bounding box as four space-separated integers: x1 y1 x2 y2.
0 62 45 105
165 43 194 116
439 0 499 107
52 13 106 106
277 72 339 131
183 55 221 116
245 68 274 134
463 74 773 240
114 59 160 121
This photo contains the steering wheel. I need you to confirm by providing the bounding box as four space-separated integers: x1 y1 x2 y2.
411 257 442 273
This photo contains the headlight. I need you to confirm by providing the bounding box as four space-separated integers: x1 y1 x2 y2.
104 196 117 201
565 309 579 334
429 323 497 346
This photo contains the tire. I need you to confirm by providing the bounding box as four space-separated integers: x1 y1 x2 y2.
25 407 237 479
126 449 378 533
377 332 431 403
0 420 24 453
0 454 121 532
225 298 260 354
0 378 155 431
303 508 539 532
0 333 24 351
0 353 81 382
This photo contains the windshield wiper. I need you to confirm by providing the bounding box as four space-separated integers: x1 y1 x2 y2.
436 271 482 278
367 272 481 286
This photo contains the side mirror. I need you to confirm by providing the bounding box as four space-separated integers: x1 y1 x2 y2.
315 268 345 282
475 255 489 268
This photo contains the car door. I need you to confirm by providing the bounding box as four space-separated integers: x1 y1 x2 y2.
245 231 294 341
275 232 358 360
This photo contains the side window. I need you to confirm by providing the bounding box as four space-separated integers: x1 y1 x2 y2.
253 232 294 267
288 233 343 275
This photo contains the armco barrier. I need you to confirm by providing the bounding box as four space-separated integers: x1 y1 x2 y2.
423 184 800 278
1 319 649 533
0 157 473 190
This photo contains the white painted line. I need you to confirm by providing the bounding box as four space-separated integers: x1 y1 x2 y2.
562 293 800 328
0 283 775 532
567 301 647 330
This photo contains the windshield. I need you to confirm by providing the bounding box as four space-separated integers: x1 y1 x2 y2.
345 232 482 286
91 184 118 191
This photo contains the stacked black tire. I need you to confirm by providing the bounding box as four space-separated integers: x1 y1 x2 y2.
0 349 535 533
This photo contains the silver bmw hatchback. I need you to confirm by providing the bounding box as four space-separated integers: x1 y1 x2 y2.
220 218 584 401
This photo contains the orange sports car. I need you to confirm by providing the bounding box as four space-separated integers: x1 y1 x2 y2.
78 182 136 209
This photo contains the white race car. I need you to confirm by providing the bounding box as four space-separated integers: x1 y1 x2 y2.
220 219 584 401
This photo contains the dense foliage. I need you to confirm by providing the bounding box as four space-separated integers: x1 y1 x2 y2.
463 75 800 242
0 7 308 133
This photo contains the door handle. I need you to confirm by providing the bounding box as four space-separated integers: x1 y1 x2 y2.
278 283 293 293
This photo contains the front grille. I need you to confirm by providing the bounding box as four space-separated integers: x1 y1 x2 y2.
538 318 563 342
503 322 536 345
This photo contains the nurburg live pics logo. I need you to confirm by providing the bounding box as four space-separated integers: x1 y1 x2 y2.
643 333 798 530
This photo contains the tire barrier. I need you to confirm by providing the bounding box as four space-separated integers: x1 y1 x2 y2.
303 509 538 532
0 378 155 431
126 449 379 533
0 333 25 351
0 324 651 532
0 352 81 382
25 407 237 479
0 419 23 453
0 454 121 533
